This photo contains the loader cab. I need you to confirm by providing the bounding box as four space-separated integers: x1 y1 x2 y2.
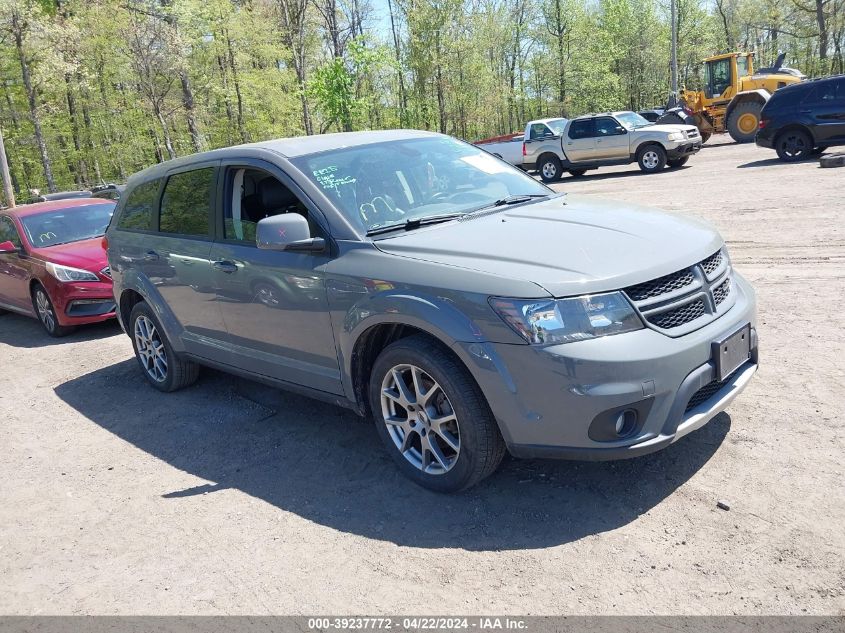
703 53 756 100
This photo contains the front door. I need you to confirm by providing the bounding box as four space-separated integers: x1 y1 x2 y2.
564 119 596 162
593 116 630 159
0 215 31 314
210 163 342 395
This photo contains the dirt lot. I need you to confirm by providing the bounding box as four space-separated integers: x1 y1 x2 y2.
1 138 843 615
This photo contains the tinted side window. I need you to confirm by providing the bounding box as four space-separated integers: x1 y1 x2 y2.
595 117 624 136
568 120 594 140
0 216 21 248
118 180 159 231
159 168 215 237
529 123 552 140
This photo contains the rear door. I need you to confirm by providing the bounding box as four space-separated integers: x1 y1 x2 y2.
0 215 31 313
593 116 630 159
208 160 342 395
802 78 845 144
564 119 596 161
128 164 230 362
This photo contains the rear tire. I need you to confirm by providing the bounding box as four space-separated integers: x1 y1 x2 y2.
727 102 763 143
637 144 667 173
775 129 813 162
667 156 689 168
129 301 199 392
368 334 506 492
538 155 562 183
31 284 74 338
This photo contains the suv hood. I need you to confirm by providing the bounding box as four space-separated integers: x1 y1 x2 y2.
641 124 698 135
30 237 108 273
374 195 723 297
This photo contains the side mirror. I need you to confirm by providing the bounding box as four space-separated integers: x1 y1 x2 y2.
256 214 325 253
0 240 18 254
615 126 627 134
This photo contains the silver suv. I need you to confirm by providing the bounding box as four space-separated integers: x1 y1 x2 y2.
106 130 758 492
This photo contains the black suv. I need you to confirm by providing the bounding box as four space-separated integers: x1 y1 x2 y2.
757 74 845 161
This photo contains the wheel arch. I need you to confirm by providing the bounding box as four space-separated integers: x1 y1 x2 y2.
635 140 666 157
726 89 770 120
773 123 817 146
536 151 562 169
340 293 490 417
116 272 187 352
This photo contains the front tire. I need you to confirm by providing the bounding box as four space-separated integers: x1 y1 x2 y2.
368 335 506 492
727 102 763 143
775 129 813 162
637 145 667 173
129 301 199 392
32 284 74 337
538 155 562 183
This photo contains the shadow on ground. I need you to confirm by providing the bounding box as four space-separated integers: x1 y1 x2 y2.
54 360 730 551
0 312 122 348
563 165 692 183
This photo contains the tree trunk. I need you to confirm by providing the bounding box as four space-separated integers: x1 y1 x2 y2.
816 0 829 69
12 11 56 193
224 31 249 143
387 0 408 126
179 69 204 152
65 74 89 187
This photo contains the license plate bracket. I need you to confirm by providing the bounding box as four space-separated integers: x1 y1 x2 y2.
712 324 751 381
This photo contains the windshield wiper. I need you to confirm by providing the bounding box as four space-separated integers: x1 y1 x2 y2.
465 193 550 215
366 213 465 236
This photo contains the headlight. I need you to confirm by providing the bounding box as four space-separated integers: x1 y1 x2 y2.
45 262 100 282
489 292 643 345
668 132 685 141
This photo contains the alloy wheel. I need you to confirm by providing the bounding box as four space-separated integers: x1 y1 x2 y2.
642 150 660 170
380 364 461 475
541 162 557 180
35 289 56 333
780 134 808 159
134 315 168 383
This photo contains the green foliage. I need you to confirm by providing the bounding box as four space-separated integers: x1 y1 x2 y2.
0 0 840 201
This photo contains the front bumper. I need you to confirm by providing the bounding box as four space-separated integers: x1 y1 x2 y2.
667 141 702 159
455 272 757 460
44 277 116 326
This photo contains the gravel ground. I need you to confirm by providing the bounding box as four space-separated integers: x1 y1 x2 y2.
1 138 843 615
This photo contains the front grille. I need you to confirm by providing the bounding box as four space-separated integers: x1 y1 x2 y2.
685 367 741 413
713 277 731 305
700 251 723 278
625 269 695 301
649 299 706 329
623 249 733 333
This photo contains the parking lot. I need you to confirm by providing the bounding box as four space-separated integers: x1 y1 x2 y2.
1 138 843 615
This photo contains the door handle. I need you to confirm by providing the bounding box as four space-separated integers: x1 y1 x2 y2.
143 251 159 262
212 260 238 274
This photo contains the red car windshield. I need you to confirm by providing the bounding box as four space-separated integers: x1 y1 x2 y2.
20 203 115 248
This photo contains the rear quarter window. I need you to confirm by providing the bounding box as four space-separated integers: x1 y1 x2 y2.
117 180 160 231
159 168 215 237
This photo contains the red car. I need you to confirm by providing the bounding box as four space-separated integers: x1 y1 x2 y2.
0 199 116 337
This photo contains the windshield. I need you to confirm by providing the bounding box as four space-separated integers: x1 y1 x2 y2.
615 112 653 130
546 118 568 134
292 136 552 234
21 203 115 248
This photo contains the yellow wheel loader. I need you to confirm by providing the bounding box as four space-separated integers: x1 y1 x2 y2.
659 52 805 143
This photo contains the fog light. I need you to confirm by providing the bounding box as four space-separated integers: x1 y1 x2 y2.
614 409 638 437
